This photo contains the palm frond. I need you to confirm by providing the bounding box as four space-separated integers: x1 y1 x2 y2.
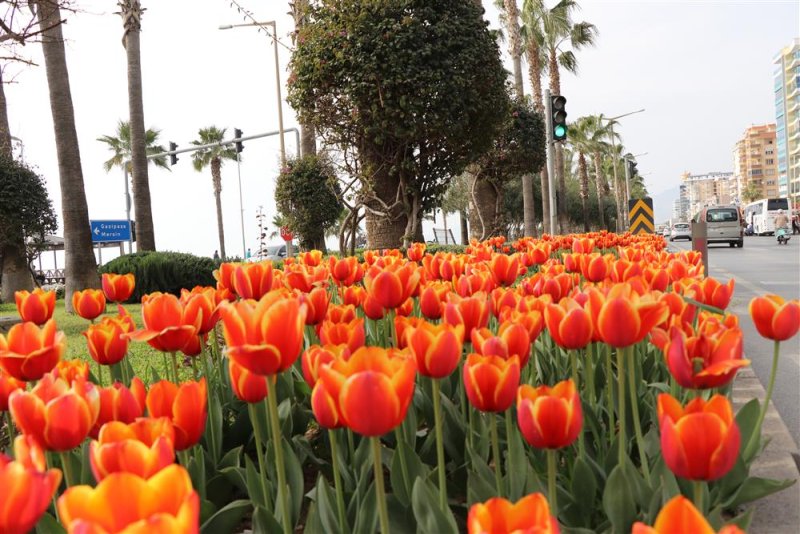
558 50 577 73
570 21 598 49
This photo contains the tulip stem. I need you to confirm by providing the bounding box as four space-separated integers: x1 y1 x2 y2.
4 412 15 450
347 429 355 462
329 430 349 533
170 352 180 383
431 379 448 511
569 350 586 457
266 378 293 534
504 409 520 499
96 361 104 386
744 340 781 461
585 345 596 409
547 448 558 515
248 403 272 511
371 437 391 534
605 344 615 444
616 347 627 467
627 346 651 485
59 451 75 487
489 413 503 496
693 480 703 513
394 427 411 498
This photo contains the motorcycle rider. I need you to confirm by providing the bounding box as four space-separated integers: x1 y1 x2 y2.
775 209 789 231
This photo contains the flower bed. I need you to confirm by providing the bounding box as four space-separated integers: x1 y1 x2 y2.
0 231 798 534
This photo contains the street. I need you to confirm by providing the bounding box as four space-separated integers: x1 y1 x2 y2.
669 235 800 447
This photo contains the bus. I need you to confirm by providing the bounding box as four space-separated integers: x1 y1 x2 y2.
742 198 791 236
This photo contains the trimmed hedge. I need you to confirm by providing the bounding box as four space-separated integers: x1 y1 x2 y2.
99 251 217 303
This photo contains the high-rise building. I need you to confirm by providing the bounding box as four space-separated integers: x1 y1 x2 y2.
733 124 779 200
773 38 799 202
681 171 735 217
671 184 690 221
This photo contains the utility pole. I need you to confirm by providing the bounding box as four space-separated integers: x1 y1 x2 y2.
544 88 557 235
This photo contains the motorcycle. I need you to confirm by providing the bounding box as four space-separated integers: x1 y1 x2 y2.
776 227 791 245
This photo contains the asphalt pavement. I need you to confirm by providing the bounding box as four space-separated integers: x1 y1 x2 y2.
668 235 800 447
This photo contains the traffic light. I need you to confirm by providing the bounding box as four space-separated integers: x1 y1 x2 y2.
551 95 567 141
627 159 638 177
169 142 178 166
234 128 244 153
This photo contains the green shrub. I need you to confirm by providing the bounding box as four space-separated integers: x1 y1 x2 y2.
99 251 217 302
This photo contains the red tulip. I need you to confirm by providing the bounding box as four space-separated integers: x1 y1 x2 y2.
444 293 490 342
0 368 24 412
15 288 56 325
463 353 520 413
407 242 426 262
101 273 136 303
91 378 147 438
229 360 270 404
405 321 464 378
0 319 65 381
298 286 330 326
699 277 735 310
0 451 62 534
72 288 107 321
127 292 200 353
633 495 745 534
181 286 220 335
544 298 593 350
594 283 668 348
319 318 365 354
232 261 274 300
146 378 207 451
665 321 748 390
489 253 522 286
301 344 351 388
90 417 176 481
749 295 800 341
311 380 344 430
328 256 364 286
467 492 559 534
517 380 582 449
84 317 131 366
364 262 420 309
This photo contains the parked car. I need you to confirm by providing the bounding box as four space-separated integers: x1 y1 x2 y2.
258 244 286 262
670 222 691 241
693 205 744 248
662 226 671 237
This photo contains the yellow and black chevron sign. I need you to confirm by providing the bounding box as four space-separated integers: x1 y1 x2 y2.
628 198 654 234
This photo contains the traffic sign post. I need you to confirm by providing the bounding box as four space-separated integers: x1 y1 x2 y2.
628 198 654 235
90 220 132 243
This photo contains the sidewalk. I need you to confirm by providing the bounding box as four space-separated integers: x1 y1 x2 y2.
731 367 800 533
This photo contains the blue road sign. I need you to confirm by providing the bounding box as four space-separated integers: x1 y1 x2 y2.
90 220 131 243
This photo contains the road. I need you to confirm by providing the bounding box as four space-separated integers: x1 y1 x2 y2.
669 235 800 447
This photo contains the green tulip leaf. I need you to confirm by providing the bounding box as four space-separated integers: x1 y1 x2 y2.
602 464 637 534
200 499 250 534
411 478 458 534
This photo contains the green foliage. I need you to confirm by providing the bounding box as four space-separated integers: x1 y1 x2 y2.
0 155 58 259
97 120 169 173
190 126 238 174
99 251 217 302
275 155 343 251
288 0 509 214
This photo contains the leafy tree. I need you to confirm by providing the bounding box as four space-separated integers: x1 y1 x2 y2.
97 120 169 173
288 0 509 249
191 126 237 260
741 181 761 203
275 154 343 252
0 156 58 301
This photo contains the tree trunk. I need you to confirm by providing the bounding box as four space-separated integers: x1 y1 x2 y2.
0 69 12 156
123 3 156 251
291 0 317 157
469 173 501 241
459 209 469 245
593 152 605 229
540 167 551 234
211 157 226 260
364 164 407 250
503 0 524 99
526 36 544 113
36 0 99 310
578 152 589 232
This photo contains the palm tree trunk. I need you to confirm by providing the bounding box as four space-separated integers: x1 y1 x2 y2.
122 2 155 251
578 152 590 232
291 0 316 157
459 209 469 245
503 0 524 98
211 158 226 260
35 0 99 309
526 36 549 234
593 151 605 229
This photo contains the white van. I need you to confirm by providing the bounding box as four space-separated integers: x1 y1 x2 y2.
694 205 744 248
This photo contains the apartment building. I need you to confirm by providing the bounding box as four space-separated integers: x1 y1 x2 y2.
733 124 779 200
773 38 800 202
680 171 736 217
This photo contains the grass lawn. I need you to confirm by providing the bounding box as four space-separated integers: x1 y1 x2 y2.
0 300 191 385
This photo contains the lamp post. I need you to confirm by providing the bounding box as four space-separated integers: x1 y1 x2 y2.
220 21 287 167
602 109 645 230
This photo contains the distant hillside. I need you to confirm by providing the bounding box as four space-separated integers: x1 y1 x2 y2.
650 186 679 223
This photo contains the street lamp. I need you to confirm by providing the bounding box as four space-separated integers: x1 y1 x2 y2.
602 109 645 230
219 21 287 167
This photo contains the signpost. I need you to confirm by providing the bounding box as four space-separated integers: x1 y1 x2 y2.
90 220 132 243
628 198 655 235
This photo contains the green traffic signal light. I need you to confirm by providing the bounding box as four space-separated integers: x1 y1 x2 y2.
554 124 567 138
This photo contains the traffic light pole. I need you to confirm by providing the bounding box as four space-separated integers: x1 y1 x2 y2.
150 128 300 163
544 88 557 235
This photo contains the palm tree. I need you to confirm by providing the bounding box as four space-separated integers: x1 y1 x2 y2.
117 0 156 251
191 127 237 261
535 0 597 233
34 0 99 310
290 0 316 156
98 120 169 173
582 114 615 230
567 117 592 231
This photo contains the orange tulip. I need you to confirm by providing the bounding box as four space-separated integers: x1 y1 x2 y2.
342 285 366 307
146 378 207 451
544 298 593 350
328 256 364 286
405 321 464 378
299 249 324 266
15 288 56 325
9 374 100 451
101 273 136 303
517 380 582 449
298 286 330 326
455 271 496 297
90 417 175 481
214 261 238 293
319 318 365 353
749 295 800 341
311 380 344 430
181 286 220 336
580 253 612 283
362 293 387 320
489 253 522 286
490 287 521 318
85 316 130 366
72 288 107 321
0 368 24 412
229 360 270 404
632 495 745 534
0 319 65 381
463 353 520 413
699 277 735 310
571 237 595 254
324 304 358 325
498 322 531 365
232 261 274 300
467 492 559 534
364 262 420 310
301 344 350 387
127 293 199 353
13 434 48 472
91 379 147 439
406 242 426 262
657 393 740 481
444 293 490 342
51 358 90 384
219 291 306 376
57 464 199 534
593 284 668 348
0 452 62 534
665 322 748 390
318 347 416 437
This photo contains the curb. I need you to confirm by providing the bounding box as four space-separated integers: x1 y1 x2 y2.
731 367 800 533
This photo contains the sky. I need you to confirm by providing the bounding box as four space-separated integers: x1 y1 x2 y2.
4 0 798 267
